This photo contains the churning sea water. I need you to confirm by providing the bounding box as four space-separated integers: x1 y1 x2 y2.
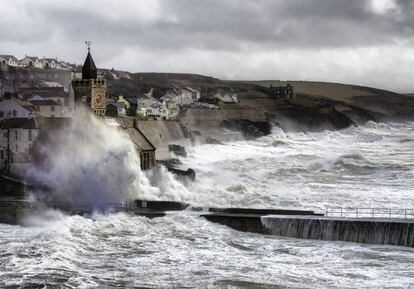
1 121 414 288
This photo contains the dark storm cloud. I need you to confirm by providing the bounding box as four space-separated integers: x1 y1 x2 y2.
4 0 412 51
158 0 414 49
1 0 414 92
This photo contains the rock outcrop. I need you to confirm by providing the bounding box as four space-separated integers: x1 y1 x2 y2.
222 120 272 139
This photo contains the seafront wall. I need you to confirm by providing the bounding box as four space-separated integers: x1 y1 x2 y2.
202 214 414 247
181 105 267 128
137 106 267 159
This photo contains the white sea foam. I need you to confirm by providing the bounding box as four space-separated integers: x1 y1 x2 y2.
180 121 414 209
25 107 160 208
1 120 414 288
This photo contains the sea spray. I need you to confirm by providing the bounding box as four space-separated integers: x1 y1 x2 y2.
26 107 153 209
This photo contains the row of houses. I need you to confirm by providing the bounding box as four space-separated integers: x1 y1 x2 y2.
0 54 75 71
0 95 67 120
105 88 241 120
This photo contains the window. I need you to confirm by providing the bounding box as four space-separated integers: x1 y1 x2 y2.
0 111 3 118
28 130 32 141
51 105 55 112
15 144 18 152
0 150 3 160
141 152 150 170
14 131 18 140
12 109 17 117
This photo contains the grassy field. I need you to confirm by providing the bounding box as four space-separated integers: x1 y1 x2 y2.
106 71 414 117
248 80 383 101
241 80 414 116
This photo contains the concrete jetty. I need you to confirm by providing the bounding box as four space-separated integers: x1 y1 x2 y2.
2 197 414 248
201 213 414 248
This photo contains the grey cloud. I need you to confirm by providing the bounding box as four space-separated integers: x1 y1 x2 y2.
6 0 413 51
1 0 414 92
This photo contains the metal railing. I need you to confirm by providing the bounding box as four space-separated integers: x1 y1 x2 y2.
325 208 414 219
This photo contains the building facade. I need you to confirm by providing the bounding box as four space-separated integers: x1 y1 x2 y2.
268 84 295 99
0 118 39 175
29 99 64 117
20 56 43 69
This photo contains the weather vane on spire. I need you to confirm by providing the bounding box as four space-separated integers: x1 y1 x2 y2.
85 41 92 52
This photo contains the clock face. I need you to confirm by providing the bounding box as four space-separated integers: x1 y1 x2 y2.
95 94 103 105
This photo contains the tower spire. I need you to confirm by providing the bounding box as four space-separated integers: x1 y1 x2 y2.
82 41 97 80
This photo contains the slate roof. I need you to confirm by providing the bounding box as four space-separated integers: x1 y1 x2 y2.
107 102 126 109
0 118 37 129
43 58 56 62
104 117 156 151
0 55 18 61
26 90 67 99
30 100 59 106
126 97 138 104
43 82 63 88
21 105 35 112
124 128 156 151
23 56 40 61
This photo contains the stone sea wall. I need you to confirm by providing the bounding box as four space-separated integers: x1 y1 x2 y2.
261 216 414 247
203 214 414 247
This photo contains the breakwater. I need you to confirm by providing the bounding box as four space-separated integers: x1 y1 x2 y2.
202 214 414 247
3 197 414 248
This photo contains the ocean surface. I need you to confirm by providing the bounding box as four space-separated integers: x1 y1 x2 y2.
1 120 414 288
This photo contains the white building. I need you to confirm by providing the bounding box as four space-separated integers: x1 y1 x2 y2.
29 99 64 117
19 56 43 69
161 89 194 106
0 118 39 175
41 58 59 69
214 92 238 103
0 55 19 69
137 97 171 120
184 87 200 101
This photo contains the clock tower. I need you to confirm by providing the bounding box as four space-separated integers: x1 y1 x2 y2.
72 42 106 117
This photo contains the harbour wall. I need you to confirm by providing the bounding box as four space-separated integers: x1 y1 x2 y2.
181 104 267 128
202 214 414 247
137 105 267 159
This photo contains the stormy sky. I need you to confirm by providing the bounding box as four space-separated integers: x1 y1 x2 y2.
1 0 413 92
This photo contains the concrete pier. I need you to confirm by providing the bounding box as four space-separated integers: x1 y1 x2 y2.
2 197 414 248
201 214 414 247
